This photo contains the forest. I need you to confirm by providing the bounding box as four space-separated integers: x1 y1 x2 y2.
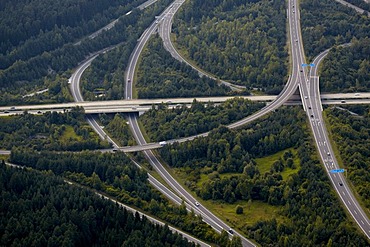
0 0 172 105
136 35 233 98
300 0 370 60
0 107 110 151
325 105 370 210
140 98 264 141
0 163 197 247
159 107 369 246
172 0 288 93
320 37 370 93
8 150 239 246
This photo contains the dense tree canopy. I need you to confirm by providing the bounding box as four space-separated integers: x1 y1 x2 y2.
0 163 196 247
300 0 370 60
320 38 370 93
173 0 288 92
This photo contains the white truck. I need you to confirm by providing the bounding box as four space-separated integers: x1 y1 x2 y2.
159 141 167 146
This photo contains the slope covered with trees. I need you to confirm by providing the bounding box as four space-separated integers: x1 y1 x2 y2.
140 98 264 141
0 163 196 247
136 35 231 98
0 108 109 151
325 105 370 211
0 0 146 70
8 150 237 246
159 107 369 246
300 0 370 60
173 0 288 93
320 38 370 93
0 0 172 105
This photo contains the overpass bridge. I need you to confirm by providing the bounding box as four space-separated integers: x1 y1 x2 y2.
1 93 369 115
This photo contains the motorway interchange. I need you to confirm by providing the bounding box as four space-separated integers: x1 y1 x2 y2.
3 0 370 246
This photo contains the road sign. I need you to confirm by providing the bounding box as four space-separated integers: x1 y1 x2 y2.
330 169 345 173
301 63 308 67
310 63 315 67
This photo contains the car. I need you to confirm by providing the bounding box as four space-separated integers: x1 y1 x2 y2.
327 152 330 156
295 39 298 42
304 96 308 99
37 111 42 114
128 79 131 83
127 97 130 100
132 107 137 110
355 93 360 96
228 229 234 234
300 69 303 72
4 111 9 113
112 148 118 152
308 106 311 109
339 182 343 186
341 100 346 103
310 115 314 118
194 201 200 207
293 10 295 13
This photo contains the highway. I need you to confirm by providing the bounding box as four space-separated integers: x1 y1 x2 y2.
301 48 370 238
124 0 257 246
67 0 220 244
157 0 245 91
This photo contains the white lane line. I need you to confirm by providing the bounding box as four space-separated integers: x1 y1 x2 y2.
348 200 351 205
355 210 358 215
361 220 364 225
342 191 345 196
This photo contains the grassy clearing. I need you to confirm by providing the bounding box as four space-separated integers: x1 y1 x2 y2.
254 148 300 180
200 199 285 230
60 125 82 142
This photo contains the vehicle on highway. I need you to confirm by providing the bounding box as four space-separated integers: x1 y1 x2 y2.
112 148 118 152
310 115 314 118
228 229 234 234
308 106 311 109
341 100 346 103
159 141 167 146
10 106 15 111
355 93 360 96
327 152 330 156
304 96 308 99
195 201 200 207
4 111 9 113
128 79 131 83
339 182 343 186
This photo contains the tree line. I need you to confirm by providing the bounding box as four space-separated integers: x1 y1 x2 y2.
173 0 288 93
140 98 264 141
